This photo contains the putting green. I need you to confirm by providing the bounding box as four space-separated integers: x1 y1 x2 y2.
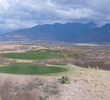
1 49 67 60
0 63 67 75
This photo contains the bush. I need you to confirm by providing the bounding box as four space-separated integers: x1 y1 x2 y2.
59 76 70 84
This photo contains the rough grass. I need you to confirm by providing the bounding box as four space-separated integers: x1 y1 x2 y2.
0 63 67 75
1 49 67 60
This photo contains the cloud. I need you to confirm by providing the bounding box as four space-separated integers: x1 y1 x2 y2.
0 0 110 33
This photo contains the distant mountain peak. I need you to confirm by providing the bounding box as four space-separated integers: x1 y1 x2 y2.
0 22 110 43
86 22 96 27
103 23 110 27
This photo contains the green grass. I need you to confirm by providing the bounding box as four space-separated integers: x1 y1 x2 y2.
1 49 67 60
0 63 67 75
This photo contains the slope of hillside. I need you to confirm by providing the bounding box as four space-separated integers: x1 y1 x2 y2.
0 22 110 43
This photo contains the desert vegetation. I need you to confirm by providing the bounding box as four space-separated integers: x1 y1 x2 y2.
0 44 110 72
72 50 110 70
0 78 61 100
0 43 109 100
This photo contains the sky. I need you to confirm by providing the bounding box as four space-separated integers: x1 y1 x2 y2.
0 0 110 33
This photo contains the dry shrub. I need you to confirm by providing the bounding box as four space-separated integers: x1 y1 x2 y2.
0 57 10 64
73 59 110 70
32 59 66 65
63 49 85 59
0 78 61 100
0 56 17 65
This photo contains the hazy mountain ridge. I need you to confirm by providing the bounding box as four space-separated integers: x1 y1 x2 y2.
0 22 110 43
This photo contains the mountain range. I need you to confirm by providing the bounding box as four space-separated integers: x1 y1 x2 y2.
0 22 110 43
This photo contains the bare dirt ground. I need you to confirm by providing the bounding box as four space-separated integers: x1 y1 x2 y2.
74 43 100 46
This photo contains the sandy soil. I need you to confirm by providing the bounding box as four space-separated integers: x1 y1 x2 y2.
0 44 47 53
60 68 110 100
74 43 100 46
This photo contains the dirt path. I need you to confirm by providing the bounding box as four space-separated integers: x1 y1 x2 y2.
7 58 34 63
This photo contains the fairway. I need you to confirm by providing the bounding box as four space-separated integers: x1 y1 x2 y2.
0 63 67 75
1 49 66 60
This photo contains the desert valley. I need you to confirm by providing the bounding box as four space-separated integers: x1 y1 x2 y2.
0 42 109 100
